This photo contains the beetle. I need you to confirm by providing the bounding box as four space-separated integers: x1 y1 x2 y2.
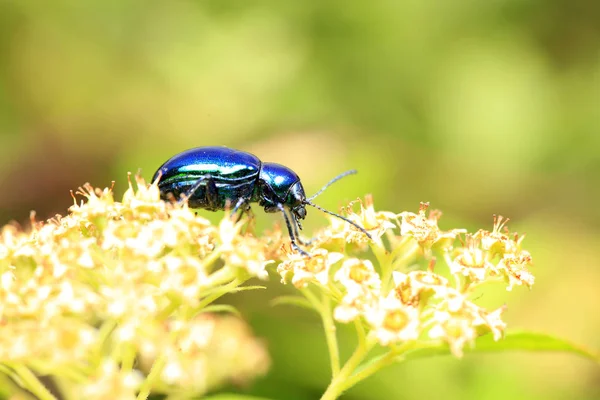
152 146 371 255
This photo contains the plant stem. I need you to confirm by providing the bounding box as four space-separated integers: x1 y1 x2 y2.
300 287 340 377
10 364 58 400
320 337 376 400
391 238 419 270
373 245 393 295
321 294 340 377
196 278 241 311
354 319 366 348
92 319 117 367
340 351 399 393
200 246 223 273
136 353 167 400
120 343 137 372
320 341 413 400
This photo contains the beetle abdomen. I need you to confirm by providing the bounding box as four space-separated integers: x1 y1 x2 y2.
152 146 261 209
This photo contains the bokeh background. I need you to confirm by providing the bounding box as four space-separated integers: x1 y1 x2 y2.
1 1 599 399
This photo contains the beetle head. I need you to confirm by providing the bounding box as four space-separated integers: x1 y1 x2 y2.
260 165 372 242
287 181 307 221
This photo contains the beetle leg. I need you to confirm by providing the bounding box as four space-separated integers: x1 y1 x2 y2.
291 219 315 246
230 197 254 232
180 174 216 207
204 176 219 210
181 176 205 204
277 204 309 257
240 206 256 234
297 236 316 246
230 197 247 217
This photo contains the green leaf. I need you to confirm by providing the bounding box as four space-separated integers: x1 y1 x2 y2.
270 295 317 312
405 331 600 363
199 304 241 316
202 394 274 400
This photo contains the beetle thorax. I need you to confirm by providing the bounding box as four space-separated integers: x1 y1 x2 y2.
257 162 306 217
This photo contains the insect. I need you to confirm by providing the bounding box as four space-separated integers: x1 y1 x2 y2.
152 146 371 255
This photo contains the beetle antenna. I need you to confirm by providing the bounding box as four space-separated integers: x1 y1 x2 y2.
304 200 372 239
307 169 358 201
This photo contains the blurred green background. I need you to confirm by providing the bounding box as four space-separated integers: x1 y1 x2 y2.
0 0 599 399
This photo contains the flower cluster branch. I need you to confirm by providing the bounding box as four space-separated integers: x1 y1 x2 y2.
0 176 271 400
0 177 535 400
276 196 534 399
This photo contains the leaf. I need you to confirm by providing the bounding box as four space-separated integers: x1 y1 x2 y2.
270 295 317 312
202 394 274 400
475 331 599 360
405 331 600 363
199 304 241 316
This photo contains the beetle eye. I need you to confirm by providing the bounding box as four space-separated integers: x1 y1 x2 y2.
294 206 306 220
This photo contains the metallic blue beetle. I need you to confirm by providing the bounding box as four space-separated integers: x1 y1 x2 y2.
152 146 371 254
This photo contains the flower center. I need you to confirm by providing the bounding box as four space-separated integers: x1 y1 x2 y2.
306 259 325 273
349 264 369 282
383 310 409 331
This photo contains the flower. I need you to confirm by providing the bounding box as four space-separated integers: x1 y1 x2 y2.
444 235 498 283
277 248 344 287
497 251 535 290
428 310 478 358
333 259 381 322
392 270 449 306
322 195 395 245
399 202 465 250
346 195 397 242
334 258 381 293
221 227 273 280
0 175 271 399
77 361 143 400
0 174 537 399
273 199 531 365
137 315 270 392
473 215 534 290
427 289 507 357
366 294 421 346
473 215 513 255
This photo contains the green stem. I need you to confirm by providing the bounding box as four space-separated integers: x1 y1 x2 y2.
91 319 117 367
120 343 137 372
300 287 323 313
391 239 420 270
10 364 58 400
137 266 246 398
320 336 376 400
204 264 238 287
321 294 340 377
372 245 393 295
136 353 167 400
200 246 224 274
354 319 367 348
300 287 340 376
157 297 181 320
193 277 244 316
320 341 414 400
341 351 399 393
